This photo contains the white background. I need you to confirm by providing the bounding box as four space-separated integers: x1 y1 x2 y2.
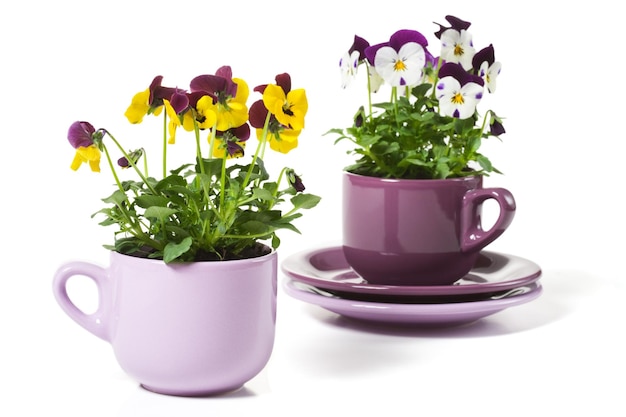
1 1 624 416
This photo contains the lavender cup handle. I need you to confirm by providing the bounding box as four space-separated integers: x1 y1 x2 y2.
460 187 516 253
52 262 111 342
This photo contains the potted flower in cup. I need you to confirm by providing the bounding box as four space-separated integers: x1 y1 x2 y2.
327 16 516 286
52 66 320 396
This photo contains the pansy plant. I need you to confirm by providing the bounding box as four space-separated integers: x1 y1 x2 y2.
67 66 320 263
329 15 505 179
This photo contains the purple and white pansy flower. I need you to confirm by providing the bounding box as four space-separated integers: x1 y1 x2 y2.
435 15 475 71
339 35 370 88
472 44 501 93
436 62 484 119
365 30 430 87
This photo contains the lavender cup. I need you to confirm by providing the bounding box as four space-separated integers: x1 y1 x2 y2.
342 172 516 286
52 250 277 396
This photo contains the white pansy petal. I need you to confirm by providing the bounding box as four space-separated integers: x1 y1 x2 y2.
339 50 361 88
397 42 426 85
456 82 484 119
435 76 461 100
439 29 461 63
479 61 489 79
368 66 385 93
374 46 401 84
438 98 457 118
487 61 502 93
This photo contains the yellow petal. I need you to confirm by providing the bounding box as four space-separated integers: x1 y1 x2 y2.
196 96 218 129
262 84 287 120
232 78 250 103
265 128 300 154
70 152 84 171
72 146 101 172
286 89 308 130
124 89 150 124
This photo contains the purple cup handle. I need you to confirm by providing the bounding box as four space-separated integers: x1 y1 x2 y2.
460 187 516 253
52 261 111 342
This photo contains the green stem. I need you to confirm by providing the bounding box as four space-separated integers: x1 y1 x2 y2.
391 86 399 127
274 167 287 197
102 143 158 247
219 153 227 215
101 143 124 192
143 148 149 177
162 109 167 178
479 110 491 135
192 112 206 176
365 63 373 122
242 112 271 190
105 131 158 195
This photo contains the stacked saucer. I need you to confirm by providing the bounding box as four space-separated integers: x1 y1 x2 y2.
281 246 542 327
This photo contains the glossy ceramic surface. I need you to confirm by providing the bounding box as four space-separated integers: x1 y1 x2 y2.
281 246 542 296
53 250 278 397
343 172 516 285
283 279 543 326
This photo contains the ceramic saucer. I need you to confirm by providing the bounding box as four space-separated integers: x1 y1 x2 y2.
281 246 542 297
283 279 543 326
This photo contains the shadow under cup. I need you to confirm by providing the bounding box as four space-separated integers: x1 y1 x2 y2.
342 172 516 286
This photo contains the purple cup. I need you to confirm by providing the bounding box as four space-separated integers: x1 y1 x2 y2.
342 172 516 286
52 250 277 396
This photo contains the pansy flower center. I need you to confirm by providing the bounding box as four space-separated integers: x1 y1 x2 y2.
454 44 464 56
282 103 294 117
451 92 465 105
393 59 407 72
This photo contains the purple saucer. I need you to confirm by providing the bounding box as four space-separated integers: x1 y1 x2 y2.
281 246 541 297
283 279 543 326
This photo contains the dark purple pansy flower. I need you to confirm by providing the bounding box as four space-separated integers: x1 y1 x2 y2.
249 100 269 128
438 62 484 87
68 121 96 149
472 44 495 73
354 106 365 128
349 35 370 62
148 76 177 109
190 66 238 101
218 123 251 143
490 118 506 136
434 15 472 39
255 73 292 96
117 148 144 168
364 29 429 66
217 124 250 157
286 169 305 192
169 88 190 114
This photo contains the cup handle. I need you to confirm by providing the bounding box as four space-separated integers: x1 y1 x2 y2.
460 187 516 253
52 262 111 342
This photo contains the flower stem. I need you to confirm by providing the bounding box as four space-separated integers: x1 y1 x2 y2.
242 112 271 190
101 143 123 192
105 131 158 195
219 153 227 215
162 109 167 178
366 63 374 122
192 114 206 176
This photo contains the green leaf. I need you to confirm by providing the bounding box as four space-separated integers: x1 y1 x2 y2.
144 206 178 220
101 189 128 206
163 237 193 263
239 220 272 235
476 155 493 171
290 193 321 210
252 188 274 201
135 195 171 208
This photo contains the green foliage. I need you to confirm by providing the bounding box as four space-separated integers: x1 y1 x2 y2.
329 83 502 179
95 157 320 262
72 70 321 263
